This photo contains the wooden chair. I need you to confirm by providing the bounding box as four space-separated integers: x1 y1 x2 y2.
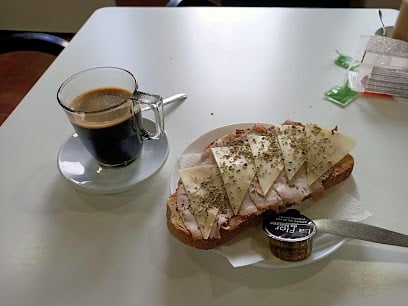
167 0 360 7
0 31 69 55
0 31 69 125
167 0 218 6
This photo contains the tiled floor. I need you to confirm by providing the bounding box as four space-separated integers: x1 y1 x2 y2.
0 0 401 126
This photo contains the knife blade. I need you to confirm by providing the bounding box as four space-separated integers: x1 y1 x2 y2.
314 219 408 248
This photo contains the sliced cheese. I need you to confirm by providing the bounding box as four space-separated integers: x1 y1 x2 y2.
248 134 284 195
305 124 356 185
211 146 256 215
178 165 226 240
276 124 308 181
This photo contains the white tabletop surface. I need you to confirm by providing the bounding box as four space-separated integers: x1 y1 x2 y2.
0 7 406 306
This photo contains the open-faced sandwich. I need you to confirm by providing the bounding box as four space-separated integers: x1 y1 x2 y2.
167 120 356 250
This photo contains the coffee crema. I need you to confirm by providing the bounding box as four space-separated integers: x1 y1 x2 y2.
69 87 137 127
69 87 144 167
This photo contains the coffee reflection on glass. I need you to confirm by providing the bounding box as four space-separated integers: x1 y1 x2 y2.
58 67 164 167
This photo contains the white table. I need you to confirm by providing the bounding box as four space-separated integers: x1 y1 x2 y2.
0 7 406 306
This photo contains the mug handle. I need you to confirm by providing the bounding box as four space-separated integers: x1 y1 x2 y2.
133 91 164 140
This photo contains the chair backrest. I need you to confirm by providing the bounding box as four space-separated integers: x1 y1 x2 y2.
0 31 69 56
167 0 359 7
167 0 219 6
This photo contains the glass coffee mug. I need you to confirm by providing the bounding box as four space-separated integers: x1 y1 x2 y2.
57 67 164 167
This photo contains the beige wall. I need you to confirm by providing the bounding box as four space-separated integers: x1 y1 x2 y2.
0 0 116 33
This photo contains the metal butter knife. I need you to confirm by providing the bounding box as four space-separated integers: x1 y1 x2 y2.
163 93 187 106
314 219 408 248
141 93 187 112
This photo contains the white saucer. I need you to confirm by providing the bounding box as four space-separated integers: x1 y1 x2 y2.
58 119 169 193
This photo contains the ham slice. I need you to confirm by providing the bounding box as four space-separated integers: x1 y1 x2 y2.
249 177 284 213
176 185 203 240
238 192 258 216
273 165 312 205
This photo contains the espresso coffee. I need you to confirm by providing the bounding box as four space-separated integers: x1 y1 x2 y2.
69 87 143 167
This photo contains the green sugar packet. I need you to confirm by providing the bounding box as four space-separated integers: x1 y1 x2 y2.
325 82 359 106
334 50 360 71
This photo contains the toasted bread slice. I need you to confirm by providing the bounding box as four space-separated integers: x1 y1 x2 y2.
166 154 354 250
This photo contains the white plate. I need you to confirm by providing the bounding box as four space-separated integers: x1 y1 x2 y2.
58 118 169 194
170 123 348 268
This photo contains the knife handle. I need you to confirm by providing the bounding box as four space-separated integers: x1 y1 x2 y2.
314 219 408 248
